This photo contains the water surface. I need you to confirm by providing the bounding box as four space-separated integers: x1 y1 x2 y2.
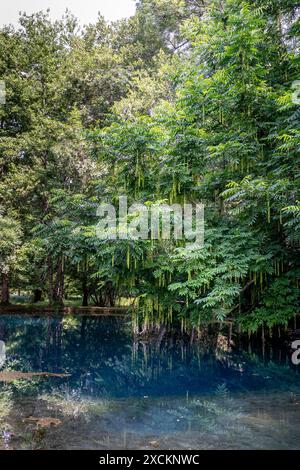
0 314 299 450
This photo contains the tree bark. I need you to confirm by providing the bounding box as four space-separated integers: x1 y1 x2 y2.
81 257 89 306
53 256 64 305
33 289 42 303
82 277 89 307
1 273 10 305
48 256 64 306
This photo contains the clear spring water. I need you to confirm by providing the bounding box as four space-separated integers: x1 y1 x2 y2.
0 314 300 450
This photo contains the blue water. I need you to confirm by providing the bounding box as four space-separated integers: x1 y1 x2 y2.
0 315 300 449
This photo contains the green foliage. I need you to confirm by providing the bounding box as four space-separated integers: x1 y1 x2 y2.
0 214 22 274
0 1 299 330
238 271 299 332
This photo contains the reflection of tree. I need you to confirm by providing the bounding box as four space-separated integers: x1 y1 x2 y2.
0 316 300 401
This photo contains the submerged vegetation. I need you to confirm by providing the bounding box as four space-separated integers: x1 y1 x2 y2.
0 0 299 335
0 314 300 449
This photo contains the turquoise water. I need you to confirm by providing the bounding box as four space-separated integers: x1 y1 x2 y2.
0 315 300 449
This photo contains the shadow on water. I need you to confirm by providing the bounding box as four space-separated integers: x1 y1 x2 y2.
0 315 300 449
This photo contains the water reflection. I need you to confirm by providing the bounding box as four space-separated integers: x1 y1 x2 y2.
0 315 299 449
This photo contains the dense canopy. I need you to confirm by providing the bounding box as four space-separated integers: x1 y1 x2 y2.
0 0 299 334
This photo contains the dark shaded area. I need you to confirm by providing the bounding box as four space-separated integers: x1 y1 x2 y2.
0 315 299 399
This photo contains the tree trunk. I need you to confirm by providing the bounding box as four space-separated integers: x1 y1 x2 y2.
33 289 42 303
1 273 10 305
48 256 64 306
82 257 89 306
53 256 64 305
91 281 116 307
82 277 89 307
48 256 53 306
95 281 115 307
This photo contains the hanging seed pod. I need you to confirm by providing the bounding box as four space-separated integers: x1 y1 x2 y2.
127 245 130 269
168 306 173 324
266 191 271 223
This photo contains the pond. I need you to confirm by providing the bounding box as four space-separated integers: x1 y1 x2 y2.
0 314 299 450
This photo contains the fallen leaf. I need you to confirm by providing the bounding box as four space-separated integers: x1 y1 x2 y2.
149 440 160 448
25 417 62 428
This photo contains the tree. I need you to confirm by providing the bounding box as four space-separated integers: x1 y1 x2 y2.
0 214 22 304
0 2 298 333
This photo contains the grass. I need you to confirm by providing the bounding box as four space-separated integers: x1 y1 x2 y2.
0 390 13 425
39 393 111 421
